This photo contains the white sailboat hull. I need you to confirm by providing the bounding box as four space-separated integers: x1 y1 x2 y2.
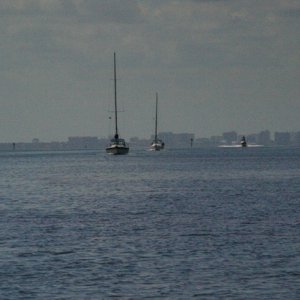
106 138 129 155
150 142 164 151
106 144 129 155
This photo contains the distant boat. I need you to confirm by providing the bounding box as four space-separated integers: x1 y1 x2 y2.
106 53 129 155
150 92 165 151
240 136 247 147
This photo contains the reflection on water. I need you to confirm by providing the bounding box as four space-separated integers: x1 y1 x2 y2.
0 148 299 299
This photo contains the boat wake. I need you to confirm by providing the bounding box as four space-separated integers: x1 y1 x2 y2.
218 144 263 148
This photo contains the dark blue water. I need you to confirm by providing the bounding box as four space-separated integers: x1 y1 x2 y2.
0 147 299 299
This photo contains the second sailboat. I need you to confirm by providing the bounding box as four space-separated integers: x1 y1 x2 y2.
150 92 165 151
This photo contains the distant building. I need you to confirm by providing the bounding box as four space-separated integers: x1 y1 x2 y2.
129 137 149 149
158 132 195 148
257 130 271 145
210 136 223 146
32 138 40 144
222 131 237 144
274 132 290 145
67 136 99 149
196 138 210 147
243 134 257 144
290 132 300 146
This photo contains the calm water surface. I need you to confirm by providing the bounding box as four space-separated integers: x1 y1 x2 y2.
0 147 299 299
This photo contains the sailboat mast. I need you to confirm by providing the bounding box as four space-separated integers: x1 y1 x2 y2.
155 92 158 142
114 52 118 137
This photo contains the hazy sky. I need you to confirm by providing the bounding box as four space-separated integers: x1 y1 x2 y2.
0 0 299 142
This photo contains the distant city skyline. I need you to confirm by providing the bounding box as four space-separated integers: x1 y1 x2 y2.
1 128 300 152
1 128 300 145
0 1 299 142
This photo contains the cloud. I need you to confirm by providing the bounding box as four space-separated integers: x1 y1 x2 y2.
2 0 296 71
0 0 299 141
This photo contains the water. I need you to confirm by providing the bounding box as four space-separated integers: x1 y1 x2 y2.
0 147 299 299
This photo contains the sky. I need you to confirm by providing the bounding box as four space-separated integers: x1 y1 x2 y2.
0 0 299 142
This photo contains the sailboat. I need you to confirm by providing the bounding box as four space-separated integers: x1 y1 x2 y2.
106 53 129 155
150 92 165 151
240 135 247 147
